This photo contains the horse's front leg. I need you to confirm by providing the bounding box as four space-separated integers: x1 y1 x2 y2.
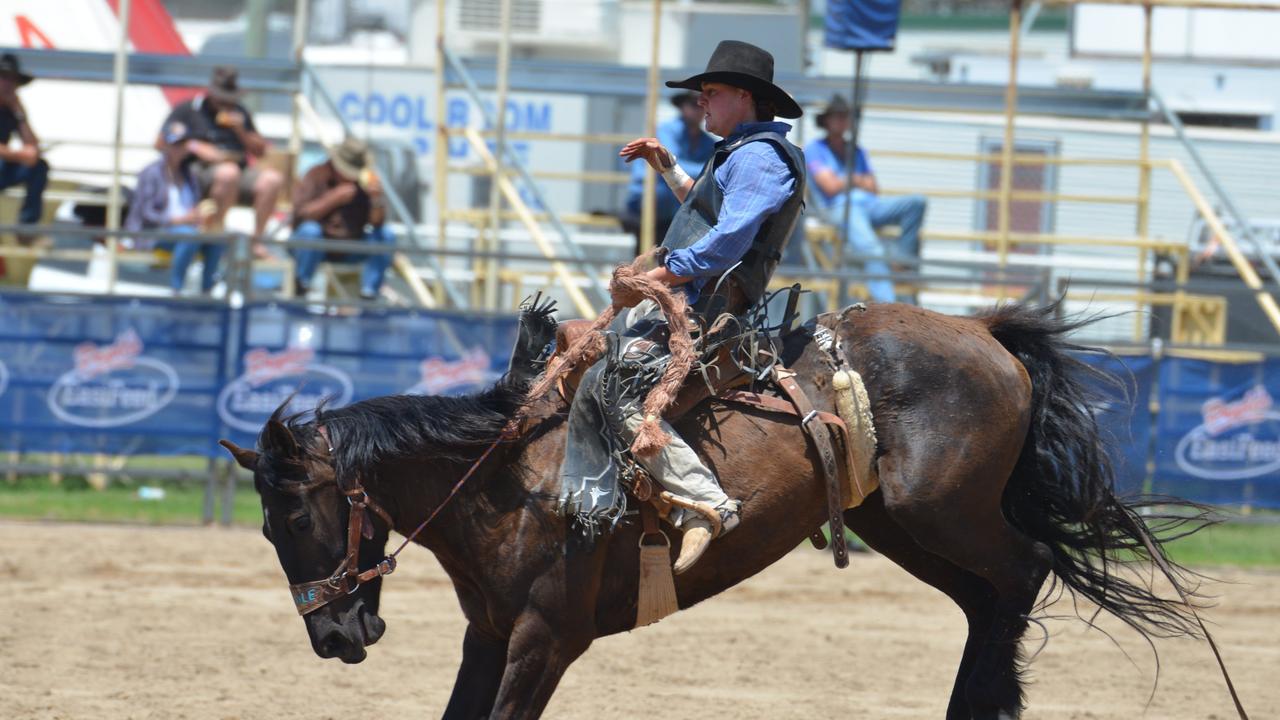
442 625 509 720
487 610 591 719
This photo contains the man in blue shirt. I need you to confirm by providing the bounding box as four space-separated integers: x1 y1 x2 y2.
561 41 806 574
621 92 715 254
805 94 926 303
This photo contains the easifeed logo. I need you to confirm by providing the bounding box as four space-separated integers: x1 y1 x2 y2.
404 348 496 396
46 329 179 428
217 346 354 434
1174 385 1280 480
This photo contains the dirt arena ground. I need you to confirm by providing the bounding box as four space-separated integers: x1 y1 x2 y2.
0 521 1276 719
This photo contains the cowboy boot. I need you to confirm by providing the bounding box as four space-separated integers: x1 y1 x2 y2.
673 499 741 575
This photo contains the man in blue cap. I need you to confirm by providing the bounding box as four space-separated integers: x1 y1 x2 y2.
560 40 806 573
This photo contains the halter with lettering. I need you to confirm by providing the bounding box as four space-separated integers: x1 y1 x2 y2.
287 421 517 616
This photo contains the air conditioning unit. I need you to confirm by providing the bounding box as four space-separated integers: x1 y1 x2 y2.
449 0 618 51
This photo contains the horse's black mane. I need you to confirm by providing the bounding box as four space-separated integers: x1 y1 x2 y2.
257 295 558 491
258 378 528 490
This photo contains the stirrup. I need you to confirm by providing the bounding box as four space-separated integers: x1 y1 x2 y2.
659 491 722 536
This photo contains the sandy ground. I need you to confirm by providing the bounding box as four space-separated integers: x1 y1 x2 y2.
0 521 1276 720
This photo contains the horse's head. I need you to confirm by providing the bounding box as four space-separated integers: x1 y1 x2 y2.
220 412 389 664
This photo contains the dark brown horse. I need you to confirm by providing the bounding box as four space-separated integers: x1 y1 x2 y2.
221 301 1210 720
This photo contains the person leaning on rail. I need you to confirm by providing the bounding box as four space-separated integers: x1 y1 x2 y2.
805 94 926 304
560 40 807 574
289 136 394 301
0 53 50 248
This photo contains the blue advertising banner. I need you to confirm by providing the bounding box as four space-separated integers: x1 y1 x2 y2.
1079 353 1154 497
825 0 902 51
217 303 520 449
1154 357 1280 508
0 294 229 457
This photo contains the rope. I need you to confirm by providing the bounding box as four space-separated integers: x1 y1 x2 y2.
524 254 697 457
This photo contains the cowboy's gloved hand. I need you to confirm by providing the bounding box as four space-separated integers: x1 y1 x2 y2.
619 137 676 172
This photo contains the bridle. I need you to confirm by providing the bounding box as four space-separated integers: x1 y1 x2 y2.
287 421 518 616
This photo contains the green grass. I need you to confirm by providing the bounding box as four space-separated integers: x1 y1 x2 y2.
0 476 262 526
1162 520 1280 569
3 475 1278 568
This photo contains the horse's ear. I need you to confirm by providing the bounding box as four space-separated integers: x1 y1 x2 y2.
219 439 260 470
263 418 299 457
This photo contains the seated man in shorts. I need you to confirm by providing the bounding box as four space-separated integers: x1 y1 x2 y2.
157 66 283 258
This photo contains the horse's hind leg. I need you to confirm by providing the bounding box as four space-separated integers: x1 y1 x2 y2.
877 452 1053 720
847 493 997 720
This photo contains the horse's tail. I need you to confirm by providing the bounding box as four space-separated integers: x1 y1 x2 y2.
980 300 1211 640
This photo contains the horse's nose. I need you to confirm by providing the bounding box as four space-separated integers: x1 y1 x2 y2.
320 630 355 661
318 630 368 664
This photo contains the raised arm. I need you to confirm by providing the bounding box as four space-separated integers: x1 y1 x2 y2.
620 137 694 203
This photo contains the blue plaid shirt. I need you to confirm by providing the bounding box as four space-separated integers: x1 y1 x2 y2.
664 121 797 304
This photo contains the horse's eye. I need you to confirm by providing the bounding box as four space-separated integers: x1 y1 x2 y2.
291 514 313 533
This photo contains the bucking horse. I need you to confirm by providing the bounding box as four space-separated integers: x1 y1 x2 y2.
220 298 1245 720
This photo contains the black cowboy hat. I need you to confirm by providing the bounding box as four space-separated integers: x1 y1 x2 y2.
666 40 802 119
0 53 34 86
816 94 852 130
208 66 241 102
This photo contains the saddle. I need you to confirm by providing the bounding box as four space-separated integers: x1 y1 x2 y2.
549 308 879 570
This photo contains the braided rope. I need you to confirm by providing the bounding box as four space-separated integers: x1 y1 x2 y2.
524 255 696 457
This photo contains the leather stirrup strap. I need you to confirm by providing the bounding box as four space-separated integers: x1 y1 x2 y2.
773 366 849 569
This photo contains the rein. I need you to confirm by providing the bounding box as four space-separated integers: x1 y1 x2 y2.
288 420 518 616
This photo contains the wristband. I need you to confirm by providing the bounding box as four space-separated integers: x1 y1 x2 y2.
660 163 691 193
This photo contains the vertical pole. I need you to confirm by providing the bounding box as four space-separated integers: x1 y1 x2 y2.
998 0 1022 272
203 458 217 525
106 0 132 294
841 50 865 304
639 0 662 255
289 0 310 181
221 460 236 526
1136 2 1154 341
434 0 450 305
484 0 512 311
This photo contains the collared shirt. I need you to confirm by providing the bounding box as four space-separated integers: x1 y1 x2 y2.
625 116 716 221
664 121 797 304
162 94 259 166
804 136 872 208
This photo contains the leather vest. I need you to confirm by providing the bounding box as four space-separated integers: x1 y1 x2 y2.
660 130 806 312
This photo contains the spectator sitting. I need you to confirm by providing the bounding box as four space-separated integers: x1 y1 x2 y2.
805 94 926 303
157 66 283 259
290 137 393 300
126 121 222 294
621 91 715 254
0 53 49 246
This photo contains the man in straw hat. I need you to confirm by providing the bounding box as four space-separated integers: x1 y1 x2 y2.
0 53 50 244
290 136 393 300
157 66 284 258
806 93 926 303
620 91 715 255
560 40 806 573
